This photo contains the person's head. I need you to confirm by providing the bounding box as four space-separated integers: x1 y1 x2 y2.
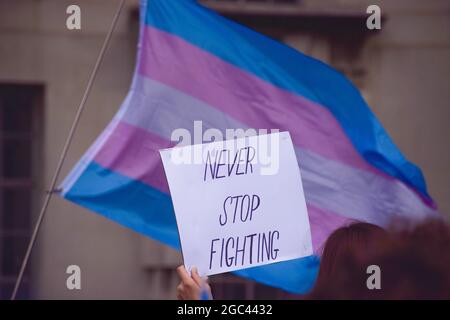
312 222 386 292
309 219 450 299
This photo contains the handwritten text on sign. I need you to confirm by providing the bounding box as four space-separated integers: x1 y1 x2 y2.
160 132 313 276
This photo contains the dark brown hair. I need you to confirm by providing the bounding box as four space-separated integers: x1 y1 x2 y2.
308 219 450 299
309 222 386 298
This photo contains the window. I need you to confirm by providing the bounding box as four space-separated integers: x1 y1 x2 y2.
0 84 43 299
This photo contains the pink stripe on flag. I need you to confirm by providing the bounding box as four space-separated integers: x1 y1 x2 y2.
94 121 173 194
138 26 374 173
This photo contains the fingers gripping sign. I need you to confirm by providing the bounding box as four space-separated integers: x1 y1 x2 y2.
176 265 212 300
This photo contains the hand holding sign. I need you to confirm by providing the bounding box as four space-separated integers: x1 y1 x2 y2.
160 132 312 276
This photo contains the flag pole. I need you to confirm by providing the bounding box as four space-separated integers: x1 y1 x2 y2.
11 0 126 300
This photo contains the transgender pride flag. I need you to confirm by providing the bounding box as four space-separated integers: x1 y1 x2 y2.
60 0 438 293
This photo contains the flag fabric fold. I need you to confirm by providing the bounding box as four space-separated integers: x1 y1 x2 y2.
60 0 437 293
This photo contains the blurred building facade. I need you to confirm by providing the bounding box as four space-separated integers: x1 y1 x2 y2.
0 0 449 299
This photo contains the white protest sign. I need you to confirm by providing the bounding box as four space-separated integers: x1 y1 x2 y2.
159 132 312 276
